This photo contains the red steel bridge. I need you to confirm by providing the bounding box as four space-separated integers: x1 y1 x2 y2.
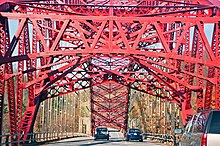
0 0 220 144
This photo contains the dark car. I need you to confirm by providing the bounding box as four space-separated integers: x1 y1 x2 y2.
94 127 109 140
126 128 143 142
179 110 220 146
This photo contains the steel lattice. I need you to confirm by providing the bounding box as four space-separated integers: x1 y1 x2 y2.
0 0 220 142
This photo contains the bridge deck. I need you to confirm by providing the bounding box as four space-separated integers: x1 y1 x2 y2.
44 136 167 146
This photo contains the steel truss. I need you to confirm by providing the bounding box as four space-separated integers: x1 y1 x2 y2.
0 0 220 142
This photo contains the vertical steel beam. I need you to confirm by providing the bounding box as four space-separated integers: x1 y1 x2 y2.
3 18 19 140
19 22 38 141
0 18 6 144
216 68 220 110
16 20 24 133
90 85 95 136
214 22 220 109
124 87 130 136
204 69 215 109
189 27 201 111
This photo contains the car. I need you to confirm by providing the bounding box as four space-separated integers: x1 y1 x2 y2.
126 128 143 142
179 110 220 146
94 127 109 140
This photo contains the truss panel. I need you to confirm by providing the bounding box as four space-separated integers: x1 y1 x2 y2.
0 0 220 142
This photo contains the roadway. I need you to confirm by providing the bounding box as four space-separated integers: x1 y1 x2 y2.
44 132 167 146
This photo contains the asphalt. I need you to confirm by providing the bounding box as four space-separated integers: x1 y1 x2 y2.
44 132 168 146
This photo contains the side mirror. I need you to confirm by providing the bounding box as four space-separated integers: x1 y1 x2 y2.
174 129 183 134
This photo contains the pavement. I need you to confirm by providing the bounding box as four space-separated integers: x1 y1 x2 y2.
44 132 168 146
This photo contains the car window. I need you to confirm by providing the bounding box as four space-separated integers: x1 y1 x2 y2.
193 113 206 133
97 128 107 131
129 129 141 133
185 120 192 132
188 115 197 133
99 130 108 134
96 128 108 134
208 111 220 134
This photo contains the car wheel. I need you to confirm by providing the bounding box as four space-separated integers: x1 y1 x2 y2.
139 139 143 142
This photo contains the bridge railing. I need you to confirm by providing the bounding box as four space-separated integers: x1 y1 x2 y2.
0 132 88 145
144 133 174 143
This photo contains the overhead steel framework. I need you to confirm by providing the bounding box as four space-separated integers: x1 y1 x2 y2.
0 0 220 142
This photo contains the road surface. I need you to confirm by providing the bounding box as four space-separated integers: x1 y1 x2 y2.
45 132 167 146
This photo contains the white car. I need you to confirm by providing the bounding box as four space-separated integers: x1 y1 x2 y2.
179 110 220 146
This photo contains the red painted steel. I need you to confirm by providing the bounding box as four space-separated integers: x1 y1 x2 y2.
91 82 129 136
0 18 6 143
4 19 19 140
0 0 219 142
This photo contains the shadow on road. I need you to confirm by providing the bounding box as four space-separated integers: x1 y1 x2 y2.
47 137 125 146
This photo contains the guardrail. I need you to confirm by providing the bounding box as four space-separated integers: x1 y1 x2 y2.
0 132 89 145
144 133 174 143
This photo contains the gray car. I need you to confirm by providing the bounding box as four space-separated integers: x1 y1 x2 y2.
94 127 109 140
179 110 220 146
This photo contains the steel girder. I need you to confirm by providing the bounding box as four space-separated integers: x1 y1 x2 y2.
0 0 220 142
90 82 129 136
0 17 8 143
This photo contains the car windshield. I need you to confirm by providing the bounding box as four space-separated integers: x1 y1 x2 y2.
208 111 220 134
129 129 141 133
96 128 108 134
